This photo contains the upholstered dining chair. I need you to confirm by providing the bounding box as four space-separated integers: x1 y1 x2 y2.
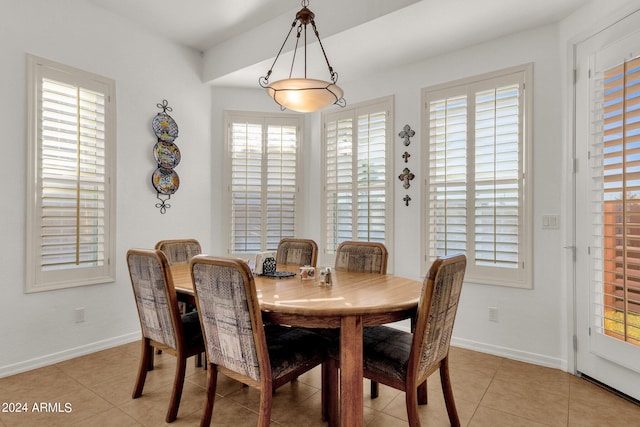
355 253 466 427
190 255 329 427
155 238 202 265
334 240 388 274
275 238 318 267
126 249 206 423
155 239 203 358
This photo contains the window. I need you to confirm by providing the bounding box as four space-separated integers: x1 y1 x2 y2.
422 64 532 288
322 96 394 262
224 111 303 255
26 55 116 293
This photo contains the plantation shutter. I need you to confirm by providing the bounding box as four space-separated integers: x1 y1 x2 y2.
266 124 298 248
40 79 107 271
230 121 263 253
357 111 387 242
325 115 354 253
425 66 530 287
590 56 640 344
428 95 469 257
228 114 301 254
323 98 392 256
27 55 115 292
474 84 521 268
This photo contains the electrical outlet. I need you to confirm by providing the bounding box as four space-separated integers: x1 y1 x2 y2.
75 307 85 323
488 306 499 322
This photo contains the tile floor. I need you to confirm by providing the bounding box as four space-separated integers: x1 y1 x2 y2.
0 342 638 426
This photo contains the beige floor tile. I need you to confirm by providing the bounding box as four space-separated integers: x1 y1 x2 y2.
469 406 550 427
67 407 142 427
568 380 640 427
119 379 205 426
365 411 409 427
480 378 569 427
449 346 504 378
493 358 573 397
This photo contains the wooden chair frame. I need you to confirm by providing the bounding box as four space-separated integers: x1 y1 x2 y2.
127 249 205 423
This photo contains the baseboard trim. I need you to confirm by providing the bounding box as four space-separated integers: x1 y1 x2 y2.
451 336 568 371
0 332 140 378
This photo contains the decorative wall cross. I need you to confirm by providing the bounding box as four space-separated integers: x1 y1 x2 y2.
403 194 411 206
398 167 415 189
398 124 415 146
402 151 411 163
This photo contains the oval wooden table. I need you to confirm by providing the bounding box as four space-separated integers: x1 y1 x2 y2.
170 263 422 427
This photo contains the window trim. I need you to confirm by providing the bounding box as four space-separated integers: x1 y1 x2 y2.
223 110 304 257
421 64 533 288
320 95 395 269
26 54 117 293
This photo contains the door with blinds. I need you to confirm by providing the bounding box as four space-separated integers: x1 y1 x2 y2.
574 9 640 400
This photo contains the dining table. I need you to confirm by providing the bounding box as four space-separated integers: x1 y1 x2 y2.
169 262 422 427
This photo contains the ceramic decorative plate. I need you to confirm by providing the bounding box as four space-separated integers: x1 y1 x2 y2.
152 112 179 142
152 167 180 195
153 141 181 168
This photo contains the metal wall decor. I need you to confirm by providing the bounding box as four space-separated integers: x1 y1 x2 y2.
398 124 415 206
398 124 415 146
152 100 180 214
399 167 415 189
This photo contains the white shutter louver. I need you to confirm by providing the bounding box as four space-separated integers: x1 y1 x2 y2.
325 118 354 253
231 122 263 253
428 95 468 259
40 79 106 271
357 111 386 242
474 85 520 268
228 114 301 254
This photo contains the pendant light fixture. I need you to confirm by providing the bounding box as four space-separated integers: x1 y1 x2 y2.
259 0 345 112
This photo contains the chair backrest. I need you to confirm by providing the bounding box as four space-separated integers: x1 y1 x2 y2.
276 238 318 267
190 256 269 384
126 249 182 350
409 253 466 381
155 239 201 265
334 241 388 274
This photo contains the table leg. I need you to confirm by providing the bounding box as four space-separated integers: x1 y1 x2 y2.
340 315 363 426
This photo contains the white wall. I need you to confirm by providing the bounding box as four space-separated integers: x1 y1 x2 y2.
0 0 211 376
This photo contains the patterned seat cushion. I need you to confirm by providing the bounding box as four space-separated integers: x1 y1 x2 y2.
265 325 329 380
362 326 412 382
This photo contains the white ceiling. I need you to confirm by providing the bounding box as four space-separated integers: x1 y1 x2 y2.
86 0 591 87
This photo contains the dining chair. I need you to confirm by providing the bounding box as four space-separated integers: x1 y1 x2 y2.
334 240 388 274
275 238 318 267
190 255 329 427
155 238 202 265
126 249 206 423
155 238 204 361
357 253 466 427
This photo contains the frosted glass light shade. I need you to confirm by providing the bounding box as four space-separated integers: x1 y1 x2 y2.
266 78 344 113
